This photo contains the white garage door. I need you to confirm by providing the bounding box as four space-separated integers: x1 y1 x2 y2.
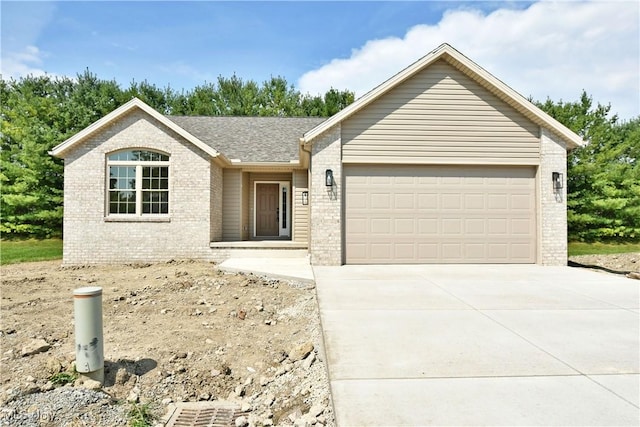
345 165 536 264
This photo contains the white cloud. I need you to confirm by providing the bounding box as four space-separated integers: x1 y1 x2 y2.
0 2 58 80
0 45 50 79
298 1 639 120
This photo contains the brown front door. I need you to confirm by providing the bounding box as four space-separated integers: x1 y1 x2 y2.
256 183 279 236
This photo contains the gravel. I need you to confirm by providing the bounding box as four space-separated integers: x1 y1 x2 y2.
0 387 128 426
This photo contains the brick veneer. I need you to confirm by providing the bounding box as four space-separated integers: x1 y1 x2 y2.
539 128 568 265
309 125 342 265
62 110 220 264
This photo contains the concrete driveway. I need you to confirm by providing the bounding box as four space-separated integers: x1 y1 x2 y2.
313 264 640 426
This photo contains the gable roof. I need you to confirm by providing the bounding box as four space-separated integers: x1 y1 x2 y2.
167 116 324 163
50 98 223 159
302 43 584 149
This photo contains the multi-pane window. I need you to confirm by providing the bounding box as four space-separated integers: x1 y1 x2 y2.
108 150 169 216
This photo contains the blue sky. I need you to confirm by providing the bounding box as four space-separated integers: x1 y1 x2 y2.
2 1 638 119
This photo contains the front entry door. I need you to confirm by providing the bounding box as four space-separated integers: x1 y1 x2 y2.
256 183 279 236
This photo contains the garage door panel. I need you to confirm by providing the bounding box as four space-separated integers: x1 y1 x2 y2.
395 193 415 208
345 165 536 264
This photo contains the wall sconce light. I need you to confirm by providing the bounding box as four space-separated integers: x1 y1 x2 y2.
301 191 309 205
325 169 334 187
552 172 563 190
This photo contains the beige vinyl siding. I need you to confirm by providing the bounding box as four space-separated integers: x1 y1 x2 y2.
248 172 291 238
241 172 250 240
292 170 309 243
222 169 242 241
342 60 540 165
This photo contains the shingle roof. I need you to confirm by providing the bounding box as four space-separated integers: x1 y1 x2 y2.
166 116 325 163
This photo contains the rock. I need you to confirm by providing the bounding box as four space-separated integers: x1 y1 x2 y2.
235 416 248 427
288 342 314 362
127 387 140 403
115 368 130 385
627 272 640 280
24 384 40 395
44 357 62 375
21 339 51 357
259 376 271 386
308 404 325 417
161 398 172 405
241 402 252 412
80 378 102 390
262 394 275 407
302 352 315 370
175 352 188 359
234 384 245 396
41 381 54 392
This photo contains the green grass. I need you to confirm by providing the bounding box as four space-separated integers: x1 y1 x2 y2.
568 241 640 256
0 239 63 265
49 371 77 386
127 403 156 427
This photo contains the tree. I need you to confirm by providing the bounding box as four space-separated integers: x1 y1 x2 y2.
1 70 355 239
537 92 640 241
1 75 66 237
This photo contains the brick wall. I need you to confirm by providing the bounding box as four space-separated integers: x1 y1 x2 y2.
539 128 568 265
62 110 219 264
309 125 342 265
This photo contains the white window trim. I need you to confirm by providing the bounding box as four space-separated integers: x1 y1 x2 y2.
253 181 290 238
106 153 170 218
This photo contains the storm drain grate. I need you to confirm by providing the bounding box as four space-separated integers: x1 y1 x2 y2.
163 402 249 427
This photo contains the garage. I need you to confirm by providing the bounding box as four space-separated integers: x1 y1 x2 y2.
344 164 536 264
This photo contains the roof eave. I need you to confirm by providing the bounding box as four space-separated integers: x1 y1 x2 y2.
228 160 301 167
49 98 225 159
301 43 585 150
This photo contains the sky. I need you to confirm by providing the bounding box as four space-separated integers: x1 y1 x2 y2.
1 1 639 120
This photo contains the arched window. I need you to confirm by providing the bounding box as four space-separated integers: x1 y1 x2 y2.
107 150 169 215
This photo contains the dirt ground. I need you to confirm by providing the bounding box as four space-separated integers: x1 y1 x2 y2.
569 252 640 275
0 260 333 426
1 253 638 426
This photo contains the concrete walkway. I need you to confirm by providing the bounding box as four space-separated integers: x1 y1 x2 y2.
313 264 640 426
218 256 314 282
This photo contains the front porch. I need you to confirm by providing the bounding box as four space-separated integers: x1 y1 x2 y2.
210 240 312 282
210 240 308 261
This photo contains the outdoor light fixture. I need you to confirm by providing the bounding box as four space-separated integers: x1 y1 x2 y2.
325 169 334 187
302 191 309 205
552 172 563 190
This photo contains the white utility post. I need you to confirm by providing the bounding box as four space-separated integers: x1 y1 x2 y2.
73 286 104 384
